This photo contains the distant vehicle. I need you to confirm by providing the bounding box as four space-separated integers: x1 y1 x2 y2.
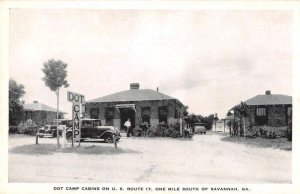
66 118 121 143
194 123 206 134
52 119 73 127
37 125 62 138
38 119 71 138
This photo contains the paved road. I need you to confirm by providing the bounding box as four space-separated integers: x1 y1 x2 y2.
8 133 291 183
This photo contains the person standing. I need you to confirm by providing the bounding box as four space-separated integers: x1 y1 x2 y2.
124 118 132 137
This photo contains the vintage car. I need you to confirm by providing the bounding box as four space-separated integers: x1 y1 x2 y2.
38 119 72 138
194 123 206 134
37 124 62 138
66 119 121 143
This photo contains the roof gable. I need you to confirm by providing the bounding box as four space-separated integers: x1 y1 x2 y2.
245 94 292 106
88 89 176 103
23 102 66 113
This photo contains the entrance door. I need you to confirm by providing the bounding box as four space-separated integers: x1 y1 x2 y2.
120 108 135 132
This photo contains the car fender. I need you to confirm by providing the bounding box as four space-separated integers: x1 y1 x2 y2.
99 130 115 138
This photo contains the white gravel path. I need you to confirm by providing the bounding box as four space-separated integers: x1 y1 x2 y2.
8 133 291 183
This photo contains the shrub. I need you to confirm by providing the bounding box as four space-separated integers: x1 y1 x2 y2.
9 126 18 134
17 119 38 135
133 127 143 137
143 122 183 138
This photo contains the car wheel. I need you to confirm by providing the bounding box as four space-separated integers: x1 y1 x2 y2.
66 132 72 142
204 132 206 134
39 135 44 138
105 135 114 143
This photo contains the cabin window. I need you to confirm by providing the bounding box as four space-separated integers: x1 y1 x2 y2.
158 107 168 124
255 107 267 125
175 109 179 119
25 111 32 120
256 108 266 116
105 108 114 126
90 108 99 119
141 107 151 124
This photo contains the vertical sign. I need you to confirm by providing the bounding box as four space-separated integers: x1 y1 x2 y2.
67 91 85 146
73 104 81 142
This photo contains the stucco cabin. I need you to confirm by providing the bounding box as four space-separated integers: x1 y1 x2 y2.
231 90 292 130
85 83 186 131
23 101 66 125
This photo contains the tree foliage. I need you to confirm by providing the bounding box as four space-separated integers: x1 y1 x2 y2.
9 79 25 125
184 113 215 130
234 101 249 118
183 105 189 116
42 59 69 91
232 101 249 136
42 59 69 147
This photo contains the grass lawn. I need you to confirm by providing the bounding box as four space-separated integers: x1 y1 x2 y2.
221 136 292 150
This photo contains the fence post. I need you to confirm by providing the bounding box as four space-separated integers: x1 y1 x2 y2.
113 134 117 148
180 119 183 137
35 133 39 144
62 126 66 148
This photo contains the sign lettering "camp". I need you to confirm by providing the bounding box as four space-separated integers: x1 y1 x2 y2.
67 91 85 144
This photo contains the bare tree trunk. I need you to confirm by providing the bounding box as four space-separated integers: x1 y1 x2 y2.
56 88 60 148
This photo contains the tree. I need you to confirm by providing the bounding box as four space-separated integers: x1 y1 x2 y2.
203 114 215 130
233 101 249 137
183 105 189 116
226 111 233 136
184 113 215 130
42 59 69 147
9 79 25 126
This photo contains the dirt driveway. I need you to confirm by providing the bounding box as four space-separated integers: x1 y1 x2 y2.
8 133 291 183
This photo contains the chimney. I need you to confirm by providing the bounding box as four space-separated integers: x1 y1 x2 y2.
130 83 140 90
265 90 271 95
33 100 38 103
157 87 159 92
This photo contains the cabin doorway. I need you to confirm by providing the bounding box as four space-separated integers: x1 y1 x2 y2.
120 108 135 132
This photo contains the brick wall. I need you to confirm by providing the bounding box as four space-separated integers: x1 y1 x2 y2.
267 106 287 127
86 99 185 128
244 106 289 127
23 111 64 125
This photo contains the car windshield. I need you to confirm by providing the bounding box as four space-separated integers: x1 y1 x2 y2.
81 119 101 127
195 123 205 126
94 120 101 126
82 120 93 127
60 120 72 127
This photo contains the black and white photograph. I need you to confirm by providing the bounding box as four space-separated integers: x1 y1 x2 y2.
1 1 300 194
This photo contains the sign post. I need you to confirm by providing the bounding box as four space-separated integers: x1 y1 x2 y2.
67 91 85 147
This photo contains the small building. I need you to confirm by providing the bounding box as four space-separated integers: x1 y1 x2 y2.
213 119 230 133
231 90 292 128
23 101 66 124
85 83 186 131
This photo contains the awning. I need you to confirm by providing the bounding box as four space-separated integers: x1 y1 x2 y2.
115 104 136 112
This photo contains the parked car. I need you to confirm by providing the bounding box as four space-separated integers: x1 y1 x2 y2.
66 119 121 143
194 123 206 134
38 125 62 138
53 119 73 132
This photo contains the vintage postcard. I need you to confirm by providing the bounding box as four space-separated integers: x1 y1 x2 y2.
1 1 300 194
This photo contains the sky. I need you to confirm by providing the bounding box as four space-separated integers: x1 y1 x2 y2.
9 9 293 118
